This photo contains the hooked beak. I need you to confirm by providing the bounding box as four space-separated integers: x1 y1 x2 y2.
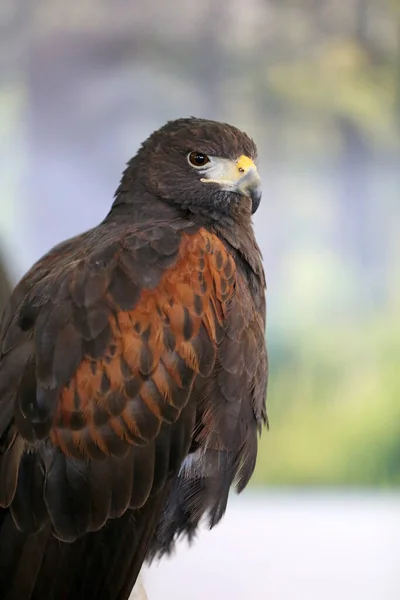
200 154 262 214
235 157 262 214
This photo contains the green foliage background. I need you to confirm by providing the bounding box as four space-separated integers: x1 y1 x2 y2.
254 311 400 486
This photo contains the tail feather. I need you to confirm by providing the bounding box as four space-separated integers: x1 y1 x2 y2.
0 484 170 600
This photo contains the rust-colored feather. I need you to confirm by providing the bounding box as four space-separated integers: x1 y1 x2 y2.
42 229 236 461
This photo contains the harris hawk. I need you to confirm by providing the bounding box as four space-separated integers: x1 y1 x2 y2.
0 117 268 600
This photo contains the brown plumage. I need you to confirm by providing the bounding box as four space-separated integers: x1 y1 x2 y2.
0 250 12 317
0 117 268 599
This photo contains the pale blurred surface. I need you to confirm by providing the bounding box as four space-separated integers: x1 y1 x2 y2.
141 492 400 600
130 575 147 600
0 1 399 599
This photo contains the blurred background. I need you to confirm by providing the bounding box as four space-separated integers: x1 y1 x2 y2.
0 1 399 598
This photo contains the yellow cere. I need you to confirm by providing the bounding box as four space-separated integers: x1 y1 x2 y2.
236 155 256 174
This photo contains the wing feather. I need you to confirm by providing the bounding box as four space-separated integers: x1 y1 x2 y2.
0 224 237 543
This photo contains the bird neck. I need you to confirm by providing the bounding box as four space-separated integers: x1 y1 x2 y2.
107 172 263 281
213 205 265 282
107 190 184 224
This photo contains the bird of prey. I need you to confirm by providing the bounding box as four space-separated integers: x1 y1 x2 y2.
0 117 268 600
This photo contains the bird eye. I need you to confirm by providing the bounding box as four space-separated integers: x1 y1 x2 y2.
188 152 210 168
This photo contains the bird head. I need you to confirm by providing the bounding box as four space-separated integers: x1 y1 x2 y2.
116 118 262 219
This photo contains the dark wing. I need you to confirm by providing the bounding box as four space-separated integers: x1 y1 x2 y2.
149 252 268 558
0 223 237 548
0 249 12 319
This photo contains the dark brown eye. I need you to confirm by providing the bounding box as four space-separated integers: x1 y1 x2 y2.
188 152 210 168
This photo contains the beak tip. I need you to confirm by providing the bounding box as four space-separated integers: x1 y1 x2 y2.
250 186 262 214
237 167 262 214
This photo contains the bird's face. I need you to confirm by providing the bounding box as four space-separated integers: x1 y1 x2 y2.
137 118 262 217
186 151 262 215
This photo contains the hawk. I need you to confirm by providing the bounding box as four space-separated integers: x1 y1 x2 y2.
0 118 268 600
